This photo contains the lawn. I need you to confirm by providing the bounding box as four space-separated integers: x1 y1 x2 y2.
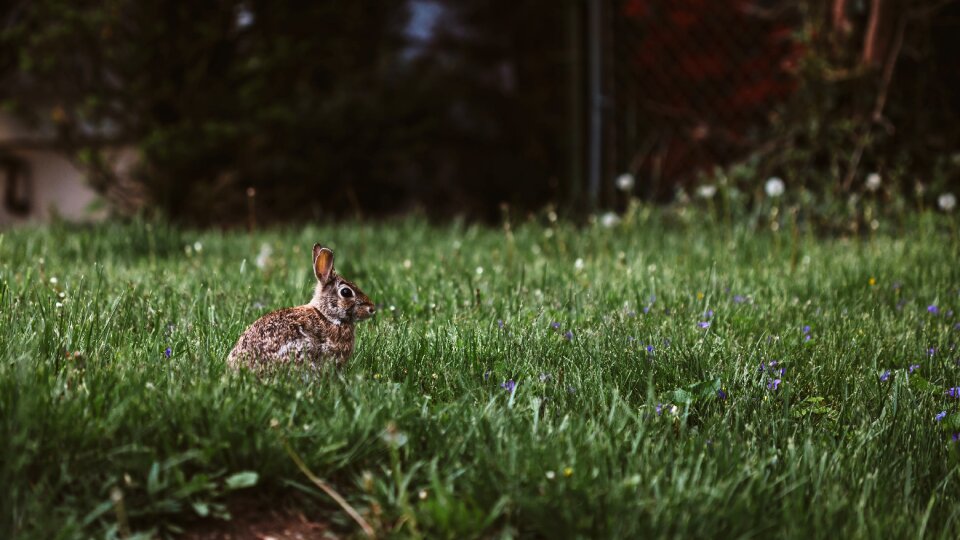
1 213 959 538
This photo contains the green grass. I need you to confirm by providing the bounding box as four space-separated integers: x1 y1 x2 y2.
2 212 959 538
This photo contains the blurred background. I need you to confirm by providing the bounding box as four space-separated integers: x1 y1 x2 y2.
1 0 958 226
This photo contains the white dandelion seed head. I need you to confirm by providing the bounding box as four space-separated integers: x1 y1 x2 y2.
600 211 621 228
938 192 956 212
615 173 635 192
765 177 785 198
697 184 717 199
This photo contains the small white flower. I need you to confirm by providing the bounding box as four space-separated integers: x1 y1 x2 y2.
55 302 63 309
418 489 429 500
615 173 635 192
765 177 785 198
475 266 484 275
403 259 412 269
545 470 556 480
193 241 203 252
938 193 956 212
600 211 621 228
865 172 881 192
696 184 717 199
574 258 585 271
49 277 58 285
669 405 679 416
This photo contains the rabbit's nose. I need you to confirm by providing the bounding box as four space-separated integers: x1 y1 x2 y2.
367 305 377 315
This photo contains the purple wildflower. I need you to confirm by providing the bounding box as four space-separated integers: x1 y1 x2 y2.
758 362 766 372
500 379 516 393
928 305 940 315
646 345 655 353
483 370 492 381
563 330 573 341
767 379 781 391
803 325 811 334
804 334 812 342
717 389 727 400
880 370 891 382
643 306 651 314
733 295 745 304
929 348 937 356
698 321 711 329
164 347 172 358
946 387 960 399
655 403 663 416
550 321 561 330
935 410 947 422
769 360 778 368
954 433 960 442
909 364 920 374
704 309 714 319
497 319 504 329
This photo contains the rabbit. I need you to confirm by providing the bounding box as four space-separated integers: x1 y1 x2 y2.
228 243 376 371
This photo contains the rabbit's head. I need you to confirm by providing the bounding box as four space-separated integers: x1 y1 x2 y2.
310 244 376 323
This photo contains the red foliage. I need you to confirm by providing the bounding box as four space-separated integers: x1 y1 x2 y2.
621 0 803 183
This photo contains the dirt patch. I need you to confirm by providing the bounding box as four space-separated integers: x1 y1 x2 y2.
179 497 334 540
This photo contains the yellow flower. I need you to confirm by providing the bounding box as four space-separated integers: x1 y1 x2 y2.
868 277 876 286
696 291 704 300
563 467 574 477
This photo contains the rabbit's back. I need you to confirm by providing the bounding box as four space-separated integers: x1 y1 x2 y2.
227 305 355 370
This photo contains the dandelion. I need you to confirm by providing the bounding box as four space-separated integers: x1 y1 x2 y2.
935 410 947 422
500 379 516 393
164 347 172 358
563 467 574 477
765 177 785 198
697 184 717 199
880 370 891 382
600 212 621 228
869 277 876 286
909 364 920 374
865 173 882 192
939 193 956 212
615 173 635 192
255 243 272 270
767 378 782 391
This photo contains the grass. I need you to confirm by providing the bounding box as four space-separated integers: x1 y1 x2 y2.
1 211 959 538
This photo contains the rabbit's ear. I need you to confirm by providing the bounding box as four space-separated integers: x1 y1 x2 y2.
313 244 335 283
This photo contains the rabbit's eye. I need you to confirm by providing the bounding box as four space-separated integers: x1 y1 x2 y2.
339 287 354 298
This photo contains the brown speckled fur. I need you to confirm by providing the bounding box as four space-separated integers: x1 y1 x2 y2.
228 244 375 371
